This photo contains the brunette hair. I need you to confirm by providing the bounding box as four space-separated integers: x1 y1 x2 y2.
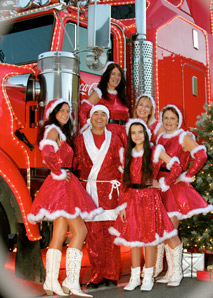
98 63 128 106
123 122 153 189
162 106 179 120
38 102 73 147
133 95 155 125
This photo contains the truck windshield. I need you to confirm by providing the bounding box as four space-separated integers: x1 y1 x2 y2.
0 14 54 65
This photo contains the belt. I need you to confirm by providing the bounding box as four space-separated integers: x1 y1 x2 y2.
108 119 127 125
160 167 170 173
130 183 148 189
61 167 73 172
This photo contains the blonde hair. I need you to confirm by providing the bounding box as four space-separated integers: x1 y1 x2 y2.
133 95 155 126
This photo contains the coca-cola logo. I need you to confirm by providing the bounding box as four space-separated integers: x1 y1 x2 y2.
79 82 98 97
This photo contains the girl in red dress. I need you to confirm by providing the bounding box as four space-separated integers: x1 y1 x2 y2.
28 98 102 297
109 118 182 292
79 62 129 145
155 104 213 286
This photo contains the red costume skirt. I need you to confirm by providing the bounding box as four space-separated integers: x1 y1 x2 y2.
27 173 102 224
109 187 177 247
158 172 213 220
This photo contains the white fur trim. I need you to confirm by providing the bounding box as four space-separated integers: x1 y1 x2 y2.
132 147 144 157
126 118 152 140
89 104 110 119
153 144 165 163
179 171 194 183
162 129 183 139
102 61 114 75
160 104 182 129
179 131 187 145
39 139 59 152
159 177 170 192
81 99 94 107
93 87 102 99
27 206 104 224
154 122 162 135
166 156 180 170
79 123 90 134
135 93 156 110
190 145 207 158
156 132 164 144
167 204 213 220
44 124 66 141
108 89 118 95
119 147 125 165
51 169 67 180
118 165 124 173
109 229 178 247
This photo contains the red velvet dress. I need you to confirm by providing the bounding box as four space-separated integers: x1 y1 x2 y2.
27 125 102 224
149 120 162 144
79 88 129 145
73 128 123 283
156 129 213 219
109 147 178 247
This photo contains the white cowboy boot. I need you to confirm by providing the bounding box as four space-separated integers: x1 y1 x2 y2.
153 243 164 278
43 248 68 296
124 267 141 291
167 243 183 287
140 267 154 291
62 248 93 297
156 244 173 283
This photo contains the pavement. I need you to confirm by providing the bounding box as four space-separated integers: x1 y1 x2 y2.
1 245 213 298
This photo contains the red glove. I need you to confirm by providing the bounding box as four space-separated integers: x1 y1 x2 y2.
159 157 182 192
78 99 94 129
40 140 67 180
179 145 207 182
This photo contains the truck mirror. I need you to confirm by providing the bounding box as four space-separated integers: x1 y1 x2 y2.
87 3 111 49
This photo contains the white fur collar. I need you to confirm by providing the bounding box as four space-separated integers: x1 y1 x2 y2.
162 129 183 139
44 124 66 141
132 147 144 157
108 89 118 95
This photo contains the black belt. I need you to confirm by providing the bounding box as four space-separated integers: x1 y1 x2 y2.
160 167 170 173
130 184 148 189
61 167 73 172
108 119 127 125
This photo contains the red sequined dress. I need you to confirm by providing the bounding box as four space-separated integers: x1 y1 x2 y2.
156 129 213 219
27 124 102 224
79 88 129 145
149 120 162 144
73 128 123 283
109 146 178 247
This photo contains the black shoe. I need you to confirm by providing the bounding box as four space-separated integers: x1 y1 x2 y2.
103 278 117 287
86 280 104 289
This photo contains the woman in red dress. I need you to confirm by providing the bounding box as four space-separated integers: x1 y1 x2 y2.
79 62 129 145
28 98 102 297
109 118 182 292
155 104 213 286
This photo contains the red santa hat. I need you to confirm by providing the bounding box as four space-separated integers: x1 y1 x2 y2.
160 104 183 129
126 118 152 141
43 98 71 121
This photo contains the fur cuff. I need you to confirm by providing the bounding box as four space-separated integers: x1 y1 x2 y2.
153 145 165 163
81 99 94 107
93 87 102 98
159 177 170 192
179 171 194 183
44 124 66 141
166 156 180 170
190 145 207 158
51 169 67 180
39 139 59 152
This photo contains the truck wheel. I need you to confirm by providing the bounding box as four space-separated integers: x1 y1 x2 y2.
0 203 10 268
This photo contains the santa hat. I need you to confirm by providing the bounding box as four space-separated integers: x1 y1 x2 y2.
135 93 156 111
126 118 152 141
43 98 71 121
160 104 183 129
102 61 115 75
89 104 110 120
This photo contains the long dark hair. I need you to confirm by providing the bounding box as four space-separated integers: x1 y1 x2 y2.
38 102 73 147
98 63 128 106
123 123 153 188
